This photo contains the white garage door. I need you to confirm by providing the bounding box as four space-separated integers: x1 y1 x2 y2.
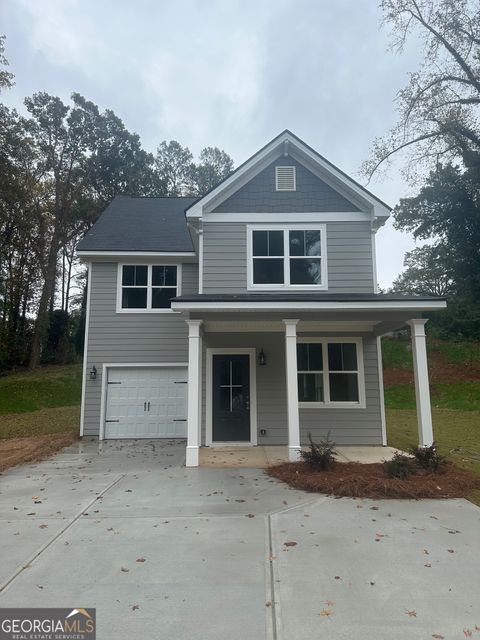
104 367 188 439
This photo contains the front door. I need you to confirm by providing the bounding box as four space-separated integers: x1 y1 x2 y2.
212 354 250 442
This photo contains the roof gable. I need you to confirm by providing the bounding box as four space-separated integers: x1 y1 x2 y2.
212 155 361 213
186 130 391 225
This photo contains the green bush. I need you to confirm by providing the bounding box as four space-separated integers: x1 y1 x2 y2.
383 452 417 479
300 432 337 470
410 442 446 471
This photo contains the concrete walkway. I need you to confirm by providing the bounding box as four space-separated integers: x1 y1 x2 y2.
200 444 402 467
1 439 479 639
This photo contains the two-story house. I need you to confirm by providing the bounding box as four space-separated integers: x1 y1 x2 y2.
77 130 446 466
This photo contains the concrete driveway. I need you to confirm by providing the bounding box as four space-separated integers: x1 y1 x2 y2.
1 439 479 639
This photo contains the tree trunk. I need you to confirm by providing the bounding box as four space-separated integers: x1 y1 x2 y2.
29 233 60 369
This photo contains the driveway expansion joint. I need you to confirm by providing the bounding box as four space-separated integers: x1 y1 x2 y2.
0 473 125 594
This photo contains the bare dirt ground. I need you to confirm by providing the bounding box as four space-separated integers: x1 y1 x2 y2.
0 432 79 473
383 350 480 386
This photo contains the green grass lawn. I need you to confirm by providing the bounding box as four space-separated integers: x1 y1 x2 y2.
385 381 480 411
381 336 480 368
386 409 480 505
0 364 82 440
0 364 82 414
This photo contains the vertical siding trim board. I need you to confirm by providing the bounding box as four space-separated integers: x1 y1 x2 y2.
79 262 92 437
205 348 258 446
377 336 387 445
98 362 188 440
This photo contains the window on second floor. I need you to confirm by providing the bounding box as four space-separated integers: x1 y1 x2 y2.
117 264 180 312
247 225 327 289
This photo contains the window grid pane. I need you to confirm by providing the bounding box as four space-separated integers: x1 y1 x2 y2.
297 341 360 404
121 265 177 310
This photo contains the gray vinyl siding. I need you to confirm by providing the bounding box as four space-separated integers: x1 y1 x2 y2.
82 261 198 436
202 221 374 294
212 155 361 213
202 333 383 446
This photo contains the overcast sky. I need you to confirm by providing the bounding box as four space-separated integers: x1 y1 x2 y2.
1 0 425 288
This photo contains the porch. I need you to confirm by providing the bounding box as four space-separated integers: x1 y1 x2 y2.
171 293 447 468
199 444 403 468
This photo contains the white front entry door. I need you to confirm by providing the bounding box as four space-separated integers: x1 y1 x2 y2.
104 367 188 438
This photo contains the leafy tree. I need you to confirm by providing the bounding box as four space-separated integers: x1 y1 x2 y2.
363 0 480 180
155 140 193 196
391 243 456 296
189 146 233 196
0 35 14 93
393 163 480 299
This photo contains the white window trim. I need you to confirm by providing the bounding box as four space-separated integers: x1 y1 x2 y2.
275 165 296 191
297 337 366 409
246 223 328 291
116 263 182 314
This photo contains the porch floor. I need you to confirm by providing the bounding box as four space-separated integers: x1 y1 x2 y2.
199 445 402 468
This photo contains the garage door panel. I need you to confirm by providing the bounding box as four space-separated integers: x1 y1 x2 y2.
105 367 187 439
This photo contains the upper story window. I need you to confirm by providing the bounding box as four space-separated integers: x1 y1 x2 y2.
117 264 180 312
275 166 296 191
247 224 327 290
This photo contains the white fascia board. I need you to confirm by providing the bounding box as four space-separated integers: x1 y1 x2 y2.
186 131 391 221
171 300 447 313
77 250 197 262
203 211 371 223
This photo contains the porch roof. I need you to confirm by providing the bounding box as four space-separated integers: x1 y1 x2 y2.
171 292 447 314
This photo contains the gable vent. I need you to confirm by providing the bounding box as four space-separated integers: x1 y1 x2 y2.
275 166 296 191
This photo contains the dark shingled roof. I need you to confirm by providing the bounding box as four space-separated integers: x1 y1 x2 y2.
173 293 446 303
77 196 196 253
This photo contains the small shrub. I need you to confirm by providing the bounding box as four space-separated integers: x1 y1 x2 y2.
300 432 337 470
410 442 446 471
384 452 417 479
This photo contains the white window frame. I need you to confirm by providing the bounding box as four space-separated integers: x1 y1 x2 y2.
275 166 296 191
297 337 366 409
247 223 328 291
116 263 182 313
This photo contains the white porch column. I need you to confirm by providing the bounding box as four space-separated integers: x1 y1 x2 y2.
283 319 301 461
407 319 434 447
186 320 203 467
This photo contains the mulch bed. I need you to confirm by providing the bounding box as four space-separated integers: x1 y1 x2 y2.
0 431 79 473
267 461 480 499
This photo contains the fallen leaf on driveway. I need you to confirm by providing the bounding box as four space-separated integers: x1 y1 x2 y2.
334 576 341 580
245 514 255 518
431 634 444 639
406 610 417 618
463 630 473 637
136 558 146 563
120 567 129 572
447 549 455 554
424 563 432 568
265 601 272 608
131 605 140 611
235 499 245 503
39 524 48 529
284 541 297 547
319 609 333 617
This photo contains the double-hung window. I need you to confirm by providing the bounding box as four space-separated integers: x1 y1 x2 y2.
248 224 327 289
118 264 180 312
297 338 365 407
